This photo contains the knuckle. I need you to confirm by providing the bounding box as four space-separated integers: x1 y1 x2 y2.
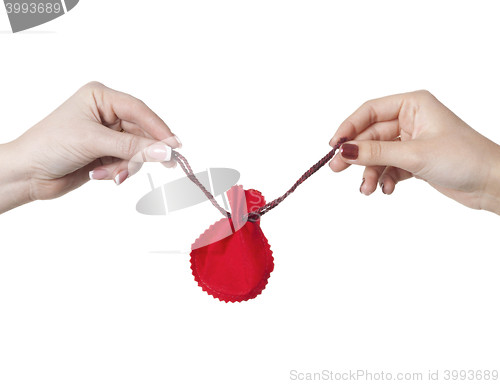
125 95 148 114
361 101 378 123
343 119 356 137
118 135 140 159
366 127 378 141
415 89 434 100
78 82 107 102
133 98 148 112
134 97 146 106
369 141 382 160
82 81 105 92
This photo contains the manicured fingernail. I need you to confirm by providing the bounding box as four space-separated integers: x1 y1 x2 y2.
340 143 358 160
146 143 172 161
114 170 129 186
174 135 182 148
165 135 182 149
89 169 109 180
381 183 386 194
359 178 365 194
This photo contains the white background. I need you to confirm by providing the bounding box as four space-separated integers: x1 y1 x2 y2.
1 1 499 383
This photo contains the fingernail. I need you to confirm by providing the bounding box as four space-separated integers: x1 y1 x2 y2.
174 135 182 148
359 178 365 194
381 183 386 194
165 135 182 149
114 170 129 186
340 143 358 160
146 143 172 161
89 169 109 180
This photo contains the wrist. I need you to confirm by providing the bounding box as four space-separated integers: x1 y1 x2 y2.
480 143 500 215
0 140 33 214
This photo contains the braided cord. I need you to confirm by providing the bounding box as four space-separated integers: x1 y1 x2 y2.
172 138 347 222
249 138 347 219
172 151 231 218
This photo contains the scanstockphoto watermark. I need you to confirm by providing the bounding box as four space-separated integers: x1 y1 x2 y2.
137 166 246 251
3 0 79 32
289 369 499 382
290 370 423 382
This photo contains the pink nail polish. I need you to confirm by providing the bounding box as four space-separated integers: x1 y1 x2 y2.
89 169 109 180
114 170 129 186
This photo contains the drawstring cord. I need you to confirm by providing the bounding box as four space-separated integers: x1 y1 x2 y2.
172 137 347 222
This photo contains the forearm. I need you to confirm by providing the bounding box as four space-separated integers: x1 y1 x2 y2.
0 141 32 214
480 142 500 215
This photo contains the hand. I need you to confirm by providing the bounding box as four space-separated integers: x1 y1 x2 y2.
0 82 181 214
329 90 500 215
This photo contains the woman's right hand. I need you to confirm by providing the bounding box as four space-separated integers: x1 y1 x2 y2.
329 90 500 215
0 82 181 214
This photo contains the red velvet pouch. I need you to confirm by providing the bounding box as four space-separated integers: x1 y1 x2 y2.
190 186 274 302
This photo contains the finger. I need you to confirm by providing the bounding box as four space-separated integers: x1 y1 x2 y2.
89 160 121 182
103 120 167 165
360 166 386 196
329 152 351 173
113 160 133 186
99 156 119 166
106 119 155 141
355 120 400 141
338 140 422 174
44 160 102 199
89 124 174 162
330 93 406 146
120 121 154 138
329 120 400 173
162 160 177 169
378 166 413 195
89 159 143 186
87 82 182 147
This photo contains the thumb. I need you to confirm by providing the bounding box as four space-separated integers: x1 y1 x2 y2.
92 128 174 162
339 140 422 173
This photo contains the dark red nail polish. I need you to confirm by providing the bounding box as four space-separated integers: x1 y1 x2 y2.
341 143 359 160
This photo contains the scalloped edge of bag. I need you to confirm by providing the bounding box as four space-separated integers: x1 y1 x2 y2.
189 186 273 303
